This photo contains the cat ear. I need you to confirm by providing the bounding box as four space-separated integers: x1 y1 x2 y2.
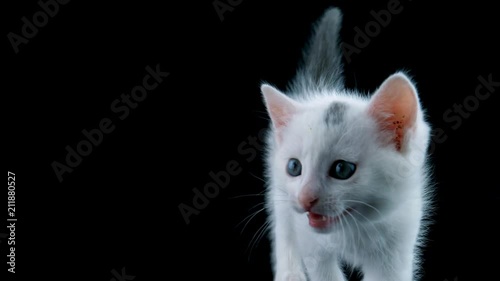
261 84 301 141
368 72 420 151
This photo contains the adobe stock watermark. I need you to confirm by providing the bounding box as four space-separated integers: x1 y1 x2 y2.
341 0 410 63
384 73 498 183
178 127 267 224
51 64 169 183
7 0 71 54
213 0 243 22
441 73 498 130
110 267 135 281
429 73 498 156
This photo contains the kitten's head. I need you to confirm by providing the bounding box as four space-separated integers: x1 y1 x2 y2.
262 72 430 232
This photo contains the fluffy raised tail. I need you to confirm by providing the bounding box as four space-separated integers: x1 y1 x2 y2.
291 8 344 92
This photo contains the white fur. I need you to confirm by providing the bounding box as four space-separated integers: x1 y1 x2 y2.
262 74 432 281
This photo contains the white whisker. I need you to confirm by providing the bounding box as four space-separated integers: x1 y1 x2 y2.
236 206 266 234
247 219 271 261
343 199 383 217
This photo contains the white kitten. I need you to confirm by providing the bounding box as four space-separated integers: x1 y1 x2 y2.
261 8 433 281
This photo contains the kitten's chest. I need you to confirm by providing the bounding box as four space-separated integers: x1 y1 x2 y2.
293 213 385 257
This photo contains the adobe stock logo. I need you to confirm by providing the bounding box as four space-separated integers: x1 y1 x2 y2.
178 127 267 225
7 0 71 54
442 74 499 130
213 0 243 22
51 64 169 182
341 0 409 63
109 267 135 281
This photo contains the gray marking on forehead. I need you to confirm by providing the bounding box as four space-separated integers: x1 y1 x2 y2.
324 102 346 126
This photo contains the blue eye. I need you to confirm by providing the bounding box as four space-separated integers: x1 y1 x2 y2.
329 160 356 179
287 158 302 177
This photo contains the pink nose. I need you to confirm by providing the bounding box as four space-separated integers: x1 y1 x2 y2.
299 191 318 212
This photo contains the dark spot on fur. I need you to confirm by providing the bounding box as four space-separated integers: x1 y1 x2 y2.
324 102 346 126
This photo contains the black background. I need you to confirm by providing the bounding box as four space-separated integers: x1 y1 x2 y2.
4 0 499 280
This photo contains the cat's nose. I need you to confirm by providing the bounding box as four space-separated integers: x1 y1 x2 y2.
299 191 319 212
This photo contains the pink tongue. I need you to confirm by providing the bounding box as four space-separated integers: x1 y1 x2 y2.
307 212 333 228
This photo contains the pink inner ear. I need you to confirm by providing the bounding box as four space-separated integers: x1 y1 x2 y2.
268 105 290 128
261 84 299 133
369 74 418 151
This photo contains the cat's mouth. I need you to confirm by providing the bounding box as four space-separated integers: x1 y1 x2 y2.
307 208 353 229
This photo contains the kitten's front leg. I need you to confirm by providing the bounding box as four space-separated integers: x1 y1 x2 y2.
273 236 307 281
306 255 346 281
362 248 414 281
272 205 307 281
362 266 413 281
